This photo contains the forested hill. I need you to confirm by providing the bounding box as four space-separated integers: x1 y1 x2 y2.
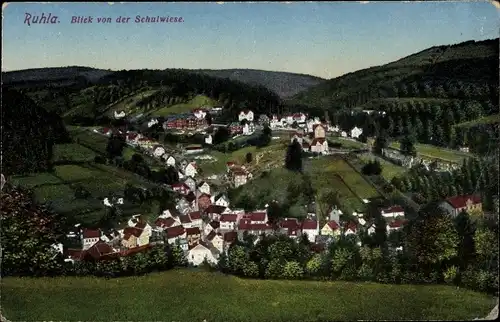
2 67 325 98
289 38 499 112
189 69 326 98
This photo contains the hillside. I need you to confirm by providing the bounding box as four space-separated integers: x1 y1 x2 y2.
191 68 326 98
290 38 499 110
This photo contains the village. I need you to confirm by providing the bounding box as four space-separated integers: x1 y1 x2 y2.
58 106 484 267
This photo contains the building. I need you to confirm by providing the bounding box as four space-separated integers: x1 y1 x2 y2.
380 205 405 218
310 138 328 154
312 124 326 139
439 195 482 218
238 110 254 122
350 127 363 139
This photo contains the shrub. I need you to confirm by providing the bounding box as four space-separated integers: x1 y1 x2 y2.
443 266 458 284
357 264 374 281
282 261 304 280
242 261 259 278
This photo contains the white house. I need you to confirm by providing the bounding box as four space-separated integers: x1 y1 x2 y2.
189 211 203 228
214 193 230 207
238 110 254 122
380 205 405 218
242 123 255 136
82 228 101 250
328 207 343 222
350 127 363 139
193 109 207 119
114 110 126 119
386 219 408 232
205 134 213 145
301 219 319 243
197 181 211 195
290 132 304 145
103 197 113 207
152 145 166 158
148 118 159 128
165 155 176 167
341 131 347 138
188 242 218 266
343 222 358 236
293 113 307 124
184 163 197 178
219 214 238 230
207 232 225 254
310 138 329 154
270 115 281 129
183 177 197 192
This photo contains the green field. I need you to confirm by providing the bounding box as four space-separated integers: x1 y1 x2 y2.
454 114 500 128
389 141 472 163
305 157 380 211
328 136 367 149
151 95 219 117
105 89 159 117
359 153 407 181
52 143 97 162
1 270 496 321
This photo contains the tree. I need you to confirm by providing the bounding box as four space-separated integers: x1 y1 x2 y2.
0 185 67 276
282 261 304 279
165 166 179 185
205 113 213 126
400 135 417 157
453 210 476 268
404 206 459 271
373 132 389 155
213 127 230 145
106 133 126 159
285 139 303 172
362 160 382 176
305 253 323 276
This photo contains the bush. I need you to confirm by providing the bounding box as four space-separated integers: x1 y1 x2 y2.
282 261 304 280
357 264 374 281
443 266 458 284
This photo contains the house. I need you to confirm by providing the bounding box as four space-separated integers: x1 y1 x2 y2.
100 230 120 244
121 227 143 248
212 193 230 207
366 223 376 235
186 227 202 246
114 110 126 119
197 181 211 195
231 168 249 188
223 231 238 252
189 211 203 228
242 122 255 136
82 241 118 261
328 207 343 222
380 205 405 218
341 131 347 137
159 208 181 219
244 211 268 224
279 218 301 239
204 220 220 236
290 132 304 145
350 126 363 139
185 192 198 211
312 124 326 138
293 113 307 123
155 217 180 230
301 219 319 243
171 182 191 195
204 204 227 221
134 220 152 246
343 221 358 236
321 221 341 238
185 145 204 154
238 220 273 240
193 109 207 119
82 228 101 250
219 214 238 230
165 226 187 245
103 197 113 207
187 241 218 266
198 193 212 211
179 215 193 228
152 145 166 158
205 134 213 145
229 123 243 135
184 163 198 178
148 118 159 128
165 155 176 167
386 218 408 232
310 138 328 154
207 231 224 253
439 195 482 218
238 110 254 122
183 176 197 192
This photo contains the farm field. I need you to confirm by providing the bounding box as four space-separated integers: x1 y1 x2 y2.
305 156 380 212
389 141 472 163
9 162 158 225
198 138 289 176
150 95 219 117
359 153 407 181
1 270 496 321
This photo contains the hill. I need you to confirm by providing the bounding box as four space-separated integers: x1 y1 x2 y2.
290 38 499 110
2 270 496 321
191 68 326 98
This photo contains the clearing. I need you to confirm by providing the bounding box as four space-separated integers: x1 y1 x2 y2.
359 153 407 181
389 141 472 163
454 114 500 128
1 270 496 321
150 95 218 117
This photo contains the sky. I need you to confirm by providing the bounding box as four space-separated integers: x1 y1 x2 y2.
2 1 499 79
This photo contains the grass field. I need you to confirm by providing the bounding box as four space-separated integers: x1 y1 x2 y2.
454 114 500 128
389 141 472 163
1 270 496 321
359 153 407 181
105 89 159 117
305 156 379 212
328 136 367 149
151 95 219 117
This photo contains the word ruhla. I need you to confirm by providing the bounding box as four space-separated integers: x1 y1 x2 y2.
71 15 184 23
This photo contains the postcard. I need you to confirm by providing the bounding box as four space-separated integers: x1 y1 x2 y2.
1 1 499 321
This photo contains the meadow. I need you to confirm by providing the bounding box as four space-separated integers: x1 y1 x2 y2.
389 141 472 163
1 270 496 321
359 153 407 181
150 95 219 117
